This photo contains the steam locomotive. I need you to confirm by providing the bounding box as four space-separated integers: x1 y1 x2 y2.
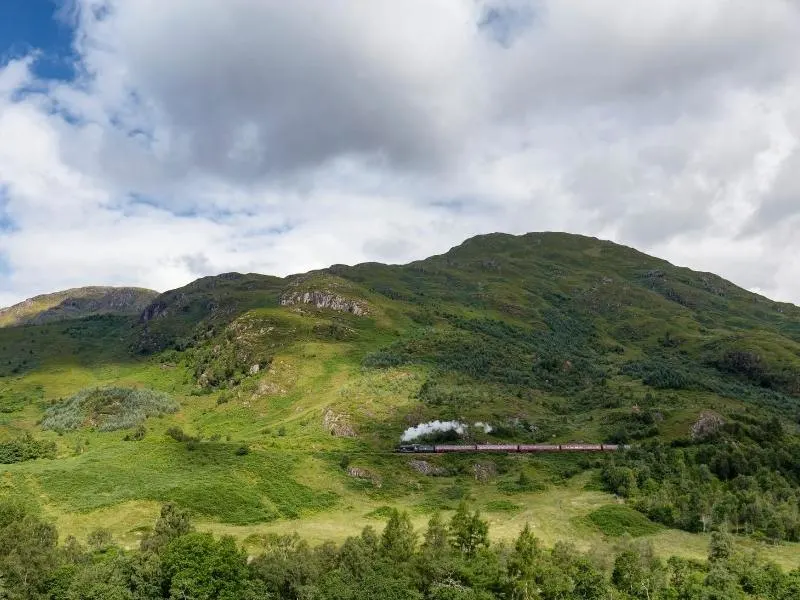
394 443 627 453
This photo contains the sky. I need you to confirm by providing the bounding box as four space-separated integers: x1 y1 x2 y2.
0 1 799 307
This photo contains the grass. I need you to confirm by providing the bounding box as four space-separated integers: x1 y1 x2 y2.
484 499 522 512
41 386 179 432
585 504 663 537
6 441 336 525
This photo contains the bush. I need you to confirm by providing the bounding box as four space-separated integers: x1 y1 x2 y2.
235 445 249 456
587 505 662 537
0 433 56 464
167 425 200 450
41 387 178 433
124 423 147 441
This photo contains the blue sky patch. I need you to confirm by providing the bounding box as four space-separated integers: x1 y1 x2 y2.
478 2 538 48
0 187 18 233
1 0 77 81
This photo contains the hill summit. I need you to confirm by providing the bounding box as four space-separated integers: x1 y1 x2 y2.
0 286 159 327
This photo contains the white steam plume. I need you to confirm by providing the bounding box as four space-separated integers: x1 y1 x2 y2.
400 420 466 442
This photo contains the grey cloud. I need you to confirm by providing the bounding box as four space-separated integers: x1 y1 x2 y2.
179 253 214 276
2 1 800 304
747 148 800 230
73 0 484 182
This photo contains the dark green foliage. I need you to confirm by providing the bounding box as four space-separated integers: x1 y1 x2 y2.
162 532 252 600
165 426 195 443
41 387 178 432
1 499 800 598
0 498 59 598
621 359 691 390
449 502 489 557
611 546 666 600
365 312 606 395
0 432 56 463
380 510 417 562
140 502 194 553
586 505 662 537
87 528 113 553
709 531 734 562
124 423 147 441
601 429 800 541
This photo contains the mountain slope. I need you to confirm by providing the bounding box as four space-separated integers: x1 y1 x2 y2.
0 286 159 327
1 232 799 557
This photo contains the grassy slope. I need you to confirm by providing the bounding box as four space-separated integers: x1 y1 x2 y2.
0 232 799 567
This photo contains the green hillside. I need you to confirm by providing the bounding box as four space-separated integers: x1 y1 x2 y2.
0 286 159 327
1 232 799 568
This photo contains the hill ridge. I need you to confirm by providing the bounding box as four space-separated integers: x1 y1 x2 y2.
0 285 159 327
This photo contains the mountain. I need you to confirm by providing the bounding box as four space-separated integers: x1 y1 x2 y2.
0 286 159 327
1 232 799 563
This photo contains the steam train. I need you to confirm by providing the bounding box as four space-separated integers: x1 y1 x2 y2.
394 443 627 453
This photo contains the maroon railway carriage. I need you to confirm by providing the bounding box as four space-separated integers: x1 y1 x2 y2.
396 443 626 453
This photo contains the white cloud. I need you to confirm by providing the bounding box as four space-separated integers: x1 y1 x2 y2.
1 0 800 304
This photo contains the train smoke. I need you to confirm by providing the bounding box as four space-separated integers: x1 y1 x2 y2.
400 420 466 442
400 420 493 441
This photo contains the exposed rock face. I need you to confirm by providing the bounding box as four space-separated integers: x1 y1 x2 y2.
0 287 159 327
323 408 356 437
408 460 447 476
280 291 367 316
473 462 497 482
140 299 171 322
347 466 381 487
691 410 725 440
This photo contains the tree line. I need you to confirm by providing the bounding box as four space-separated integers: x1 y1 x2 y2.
1 498 799 599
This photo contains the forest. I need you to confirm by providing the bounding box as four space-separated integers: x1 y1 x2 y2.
2 498 799 600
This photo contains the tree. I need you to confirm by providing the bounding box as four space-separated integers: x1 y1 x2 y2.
418 513 456 592
421 513 449 557
708 531 733 562
449 503 488 557
380 510 417 563
87 528 114 553
506 523 541 600
0 499 59 599
162 532 250 600
611 545 665 600
140 503 194 553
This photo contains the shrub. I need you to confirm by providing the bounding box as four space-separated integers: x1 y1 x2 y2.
124 423 147 441
41 387 178 433
166 427 196 443
0 433 56 464
587 505 662 537
235 445 249 456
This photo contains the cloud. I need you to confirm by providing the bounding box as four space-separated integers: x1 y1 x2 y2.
0 1 800 305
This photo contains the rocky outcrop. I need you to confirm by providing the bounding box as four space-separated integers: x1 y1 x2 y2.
473 462 497 482
408 460 447 476
347 466 381 487
691 410 725 440
280 291 367 316
139 299 171 322
323 408 356 437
